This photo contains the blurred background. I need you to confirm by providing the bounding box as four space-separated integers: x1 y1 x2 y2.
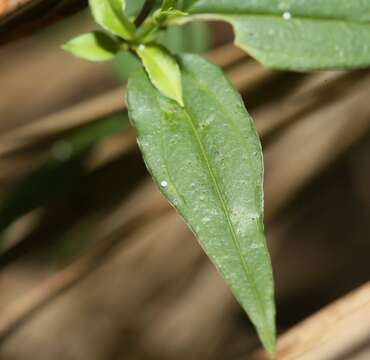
0 2 370 359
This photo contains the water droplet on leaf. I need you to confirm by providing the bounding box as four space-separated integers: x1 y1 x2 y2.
282 12 292 20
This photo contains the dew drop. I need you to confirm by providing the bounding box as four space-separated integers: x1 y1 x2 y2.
138 44 145 51
160 181 168 188
282 11 292 20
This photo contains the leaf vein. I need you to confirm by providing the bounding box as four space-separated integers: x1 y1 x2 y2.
180 105 267 326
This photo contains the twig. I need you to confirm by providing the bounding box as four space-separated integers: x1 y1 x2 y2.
0 0 87 45
1 42 370 352
0 186 171 344
2 79 370 345
134 0 156 27
0 88 126 158
263 72 370 220
249 282 370 360
0 0 30 17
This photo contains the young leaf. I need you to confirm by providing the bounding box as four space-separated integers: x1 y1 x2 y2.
111 0 126 12
184 1 370 70
161 0 175 10
89 0 135 40
62 31 120 62
135 44 184 106
127 54 276 354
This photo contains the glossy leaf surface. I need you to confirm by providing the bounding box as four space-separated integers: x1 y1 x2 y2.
127 54 275 354
184 0 370 70
89 0 135 40
62 31 120 62
136 44 184 106
110 0 126 12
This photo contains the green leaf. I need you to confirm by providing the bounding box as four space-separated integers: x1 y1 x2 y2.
62 31 120 62
127 54 275 354
125 0 145 17
157 22 210 54
184 0 370 70
135 44 184 106
112 51 142 84
161 0 175 10
89 0 135 40
111 0 126 12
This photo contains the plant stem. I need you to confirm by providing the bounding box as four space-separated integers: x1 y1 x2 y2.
162 0 175 10
135 0 156 27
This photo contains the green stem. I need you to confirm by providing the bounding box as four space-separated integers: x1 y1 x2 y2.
162 0 176 10
134 18 159 43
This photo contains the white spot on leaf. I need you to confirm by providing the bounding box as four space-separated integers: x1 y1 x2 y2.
282 12 292 20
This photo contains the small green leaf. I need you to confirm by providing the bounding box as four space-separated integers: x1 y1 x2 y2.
111 0 126 12
184 0 370 70
127 54 276 355
161 0 175 11
135 44 184 106
62 31 120 62
89 0 135 40
157 22 210 54
161 0 174 10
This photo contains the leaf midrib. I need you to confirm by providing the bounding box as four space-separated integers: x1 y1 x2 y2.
180 102 267 328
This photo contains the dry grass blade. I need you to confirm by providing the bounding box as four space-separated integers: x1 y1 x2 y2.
0 0 87 45
263 72 370 220
0 88 126 157
1 32 370 359
2 67 370 351
0 181 171 344
0 44 249 158
249 282 370 360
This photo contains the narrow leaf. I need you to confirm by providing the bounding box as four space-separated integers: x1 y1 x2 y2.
185 0 370 70
62 31 119 62
136 44 184 106
127 54 276 354
89 0 135 40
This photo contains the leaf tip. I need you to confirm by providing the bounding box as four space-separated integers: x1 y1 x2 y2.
258 319 276 358
173 90 184 107
61 41 73 53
